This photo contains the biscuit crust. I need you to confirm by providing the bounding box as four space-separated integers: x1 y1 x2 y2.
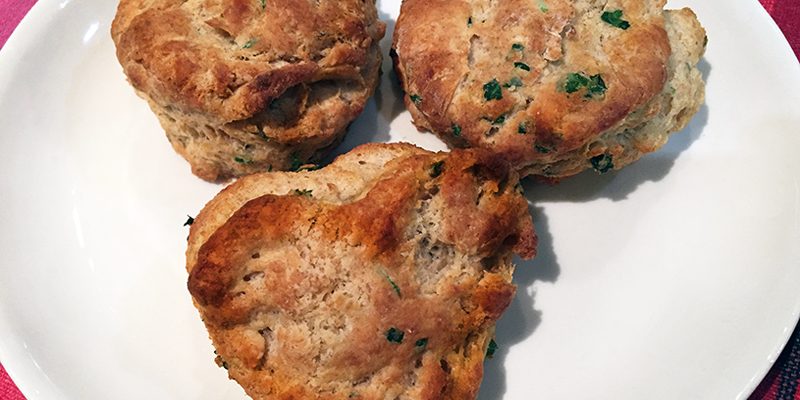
392 0 706 178
186 143 536 399
112 0 386 181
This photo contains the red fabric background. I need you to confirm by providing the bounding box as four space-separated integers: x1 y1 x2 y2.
0 1 798 399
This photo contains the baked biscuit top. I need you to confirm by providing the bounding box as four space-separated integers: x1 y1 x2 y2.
112 0 385 123
393 0 703 173
186 143 536 399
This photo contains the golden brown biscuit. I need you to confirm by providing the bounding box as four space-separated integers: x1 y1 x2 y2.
112 0 385 182
392 0 706 178
186 143 536 399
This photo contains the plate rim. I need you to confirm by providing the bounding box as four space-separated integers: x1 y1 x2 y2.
0 0 798 399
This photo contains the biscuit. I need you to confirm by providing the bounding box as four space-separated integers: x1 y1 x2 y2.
112 0 385 182
392 0 706 178
186 143 536 399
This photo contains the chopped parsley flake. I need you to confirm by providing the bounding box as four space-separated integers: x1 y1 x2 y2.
486 339 498 358
259 0 266 9
452 124 462 137
467 16 473 27
590 154 614 173
601 10 630 30
514 62 531 71
518 122 527 134
294 189 313 197
535 145 551 154
410 94 422 104
538 0 549 12
386 327 404 343
493 115 506 125
183 215 194 226
234 156 253 164
563 72 607 98
289 153 303 171
430 160 445 178
586 74 607 96
379 269 401 297
483 79 503 101
563 73 588 93
504 76 523 88
511 43 524 51
242 39 257 49
415 338 429 348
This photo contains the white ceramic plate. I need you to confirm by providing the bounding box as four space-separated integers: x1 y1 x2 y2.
1 0 799 399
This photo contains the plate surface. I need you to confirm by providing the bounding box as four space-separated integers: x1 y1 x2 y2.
1 0 799 399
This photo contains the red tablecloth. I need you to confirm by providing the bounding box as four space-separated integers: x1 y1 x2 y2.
0 0 799 399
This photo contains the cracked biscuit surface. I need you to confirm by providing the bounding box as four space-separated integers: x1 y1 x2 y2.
186 143 536 399
112 0 385 182
392 0 706 179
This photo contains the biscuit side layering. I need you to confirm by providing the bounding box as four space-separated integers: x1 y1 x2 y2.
112 0 386 181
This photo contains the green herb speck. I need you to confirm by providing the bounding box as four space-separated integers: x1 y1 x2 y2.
430 160 445 178
504 76 523 88
601 10 630 30
259 0 266 9
386 327 404 343
467 16 473 27
289 153 303 171
511 43 524 51
518 122 527 134
563 72 606 98
564 72 589 93
183 215 194 226
294 189 313 197
452 124 462 137
483 79 503 101
415 338 429 348
242 39 257 49
410 94 422 104
379 269 402 297
486 339 498 358
590 154 614 173
234 156 253 164
514 62 530 71
538 0 549 12
493 115 506 125
587 74 607 96
535 145 551 154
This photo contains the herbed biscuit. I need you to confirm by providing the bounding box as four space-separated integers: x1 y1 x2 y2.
392 0 706 179
186 143 536 399
112 0 385 182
